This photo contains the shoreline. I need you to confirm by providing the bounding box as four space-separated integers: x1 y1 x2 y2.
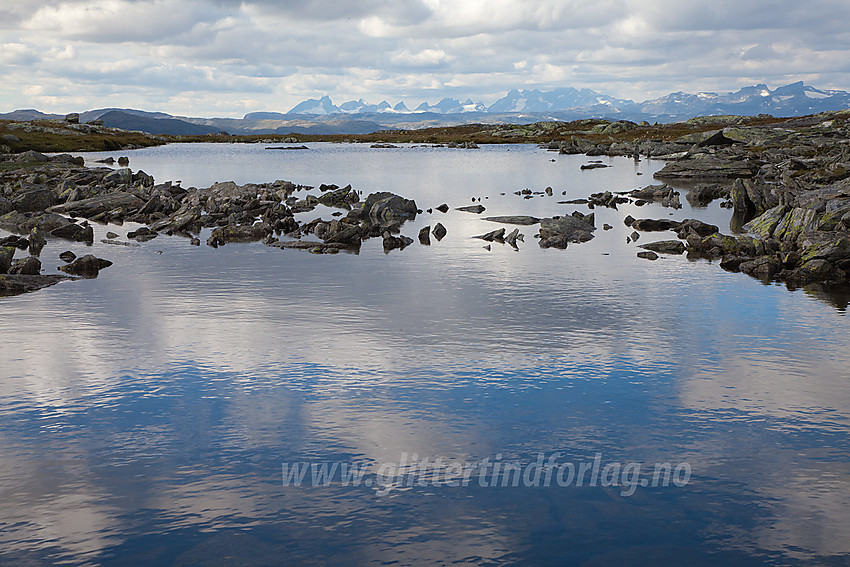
2 112 849 298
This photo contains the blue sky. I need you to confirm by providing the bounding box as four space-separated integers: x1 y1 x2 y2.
1 0 849 117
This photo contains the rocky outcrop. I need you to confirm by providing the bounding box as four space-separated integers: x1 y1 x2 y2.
538 212 596 249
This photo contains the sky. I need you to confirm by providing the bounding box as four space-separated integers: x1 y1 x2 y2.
1 0 849 118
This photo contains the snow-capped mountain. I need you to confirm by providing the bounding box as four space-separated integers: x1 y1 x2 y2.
277 83 849 120
488 87 634 113
287 95 340 115
639 82 850 118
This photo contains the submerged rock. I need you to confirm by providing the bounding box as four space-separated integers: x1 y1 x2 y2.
58 254 113 277
456 204 486 214
483 216 540 225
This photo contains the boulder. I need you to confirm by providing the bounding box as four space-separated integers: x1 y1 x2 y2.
432 223 447 240
206 223 272 247
637 250 659 260
0 246 14 274
654 154 758 180
418 226 431 245
538 213 596 249
0 196 14 215
382 232 413 252
476 228 506 242
50 222 94 243
59 251 76 263
742 206 789 239
631 218 679 232
9 256 41 275
50 191 144 219
639 240 686 255
362 192 418 224
435 204 449 213
58 254 113 277
28 228 47 256
12 186 58 213
674 219 719 238
317 184 359 209
320 220 362 247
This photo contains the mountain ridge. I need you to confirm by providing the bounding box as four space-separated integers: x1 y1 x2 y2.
3 82 848 136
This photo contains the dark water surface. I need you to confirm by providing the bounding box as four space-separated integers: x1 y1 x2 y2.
1 143 849 566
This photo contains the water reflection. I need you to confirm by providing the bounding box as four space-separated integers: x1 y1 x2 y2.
1 145 849 564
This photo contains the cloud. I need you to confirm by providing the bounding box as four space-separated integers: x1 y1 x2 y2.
0 0 848 115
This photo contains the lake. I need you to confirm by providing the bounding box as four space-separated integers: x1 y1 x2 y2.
1 143 849 566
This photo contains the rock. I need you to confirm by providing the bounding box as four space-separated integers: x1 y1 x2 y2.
50 222 94 243
0 211 71 235
50 191 144 219
456 204 486 214
654 154 758 180
15 150 50 163
382 232 413 252
106 231 119 239
206 223 272 247
603 224 613 230
476 228 506 242
637 250 659 260
0 274 72 295
742 206 788 239
59 251 76 263
361 192 418 224
580 163 608 170
317 184 359 209
65 113 80 123
0 246 14 274
686 185 726 206
418 226 431 245
482 215 540 225
28 228 47 256
117 157 130 166
58 254 113 277
127 227 158 242
9 256 41 275
12 187 58 213
623 215 636 227
432 223 447 240
0 196 12 215
630 231 640 241
639 240 686 255
674 219 719 238
739 255 781 280
538 213 596 249
320 219 362 247
190 238 200 246
435 203 449 213
505 228 522 248
631 218 679 232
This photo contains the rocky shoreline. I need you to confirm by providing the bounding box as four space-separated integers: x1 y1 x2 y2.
1 111 849 296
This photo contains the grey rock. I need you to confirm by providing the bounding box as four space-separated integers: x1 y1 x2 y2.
639 240 686 255
58 254 113 277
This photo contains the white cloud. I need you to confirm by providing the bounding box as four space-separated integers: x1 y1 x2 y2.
0 0 848 115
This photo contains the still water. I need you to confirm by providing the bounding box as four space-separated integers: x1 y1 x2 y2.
1 143 849 566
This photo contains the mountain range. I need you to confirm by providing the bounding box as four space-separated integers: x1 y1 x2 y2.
3 82 848 136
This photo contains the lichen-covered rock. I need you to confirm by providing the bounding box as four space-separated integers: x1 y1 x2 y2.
742 206 788 239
